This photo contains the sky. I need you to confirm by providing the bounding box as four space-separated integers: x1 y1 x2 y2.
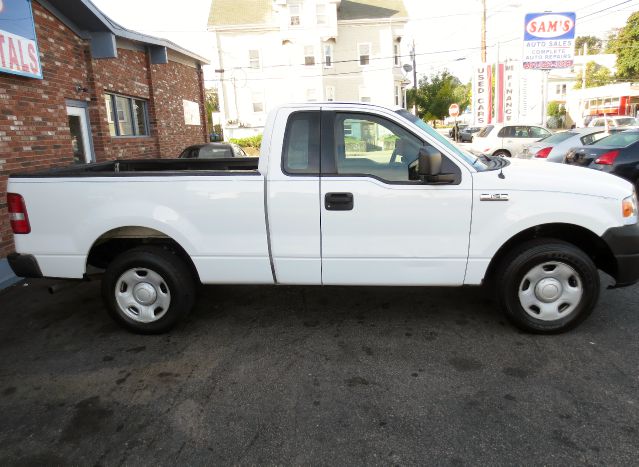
92 0 638 85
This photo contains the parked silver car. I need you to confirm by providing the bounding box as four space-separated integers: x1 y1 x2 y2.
520 127 617 163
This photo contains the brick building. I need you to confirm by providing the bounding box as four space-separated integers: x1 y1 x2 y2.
0 0 209 286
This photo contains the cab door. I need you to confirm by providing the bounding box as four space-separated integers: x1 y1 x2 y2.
319 111 473 286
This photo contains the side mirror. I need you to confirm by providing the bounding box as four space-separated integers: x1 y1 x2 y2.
417 146 442 176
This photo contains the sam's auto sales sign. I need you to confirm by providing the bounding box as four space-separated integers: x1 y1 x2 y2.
0 0 42 79
523 12 576 70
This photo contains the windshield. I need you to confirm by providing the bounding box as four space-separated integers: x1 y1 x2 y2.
539 131 576 145
477 125 494 137
594 132 639 147
615 117 639 126
395 109 487 170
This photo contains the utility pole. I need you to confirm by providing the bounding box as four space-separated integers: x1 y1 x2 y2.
481 0 487 63
411 39 417 115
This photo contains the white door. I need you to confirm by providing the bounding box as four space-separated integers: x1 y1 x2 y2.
66 106 94 163
320 112 473 286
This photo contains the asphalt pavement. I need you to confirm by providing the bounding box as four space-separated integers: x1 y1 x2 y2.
0 277 638 465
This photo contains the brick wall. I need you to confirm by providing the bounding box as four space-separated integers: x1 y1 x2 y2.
0 1 207 259
151 59 208 157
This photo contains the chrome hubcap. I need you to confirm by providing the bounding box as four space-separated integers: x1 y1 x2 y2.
115 268 171 323
518 261 583 321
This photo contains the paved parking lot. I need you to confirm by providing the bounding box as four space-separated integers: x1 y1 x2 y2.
1 277 638 465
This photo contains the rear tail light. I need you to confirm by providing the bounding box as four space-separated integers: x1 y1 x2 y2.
534 147 552 158
7 193 31 234
595 150 619 165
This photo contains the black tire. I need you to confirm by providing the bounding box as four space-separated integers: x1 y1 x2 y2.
496 239 600 334
101 246 196 334
493 150 511 158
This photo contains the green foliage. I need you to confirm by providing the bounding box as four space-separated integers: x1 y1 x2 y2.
229 134 263 148
547 101 566 118
406 71 470 121
608 12 639 79
575 35 602 54
573 61 615 89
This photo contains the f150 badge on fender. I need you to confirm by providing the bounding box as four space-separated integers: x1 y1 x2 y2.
480 193 509 201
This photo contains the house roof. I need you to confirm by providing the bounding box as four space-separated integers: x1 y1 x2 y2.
40 0 209 64
208 0 274 27
208 0 407 27
337 0 407 21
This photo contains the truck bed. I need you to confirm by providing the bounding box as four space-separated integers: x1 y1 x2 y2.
10 157 260 178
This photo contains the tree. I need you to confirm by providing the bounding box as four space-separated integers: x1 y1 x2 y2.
205 88 219 128
406 71 470 121
574 35 603 54
608 12 639 79
574 61 615 89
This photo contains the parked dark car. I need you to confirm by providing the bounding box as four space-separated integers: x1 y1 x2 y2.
458 126 481 143
564 130 639 190
448 123 468 138
179 143 248 159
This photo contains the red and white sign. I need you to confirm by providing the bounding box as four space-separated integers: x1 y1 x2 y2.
448 103 459 117
523 12 576 70
0 29 41 77
0 0 42 79
473 64 492 125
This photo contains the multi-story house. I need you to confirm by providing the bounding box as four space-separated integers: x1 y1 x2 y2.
208 0 408 138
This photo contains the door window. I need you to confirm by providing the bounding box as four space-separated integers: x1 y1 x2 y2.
333 113 423 182
68 115 87 164
282 111 320 174
530 127 551 138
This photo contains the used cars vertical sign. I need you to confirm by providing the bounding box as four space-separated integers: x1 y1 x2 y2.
523 12 576 70
0 0 42 79
473 64 491 125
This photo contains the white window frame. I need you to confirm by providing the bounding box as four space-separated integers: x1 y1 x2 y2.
359 86 371 103
325 85 335 102
248 49 261 70
393 43 400 67
323 43 333 68
306 88 318 102
304 45 316 66
358 42 371 66
252 91 264 113
316 4 327 25
289 3 301 27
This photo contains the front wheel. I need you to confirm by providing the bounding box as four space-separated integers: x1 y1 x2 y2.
496 239 600 333
493 150 511 158
101 246 196 334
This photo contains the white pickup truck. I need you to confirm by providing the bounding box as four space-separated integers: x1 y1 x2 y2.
7 103 639 334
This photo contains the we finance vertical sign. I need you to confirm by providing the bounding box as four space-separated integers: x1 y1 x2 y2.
0 0 42 79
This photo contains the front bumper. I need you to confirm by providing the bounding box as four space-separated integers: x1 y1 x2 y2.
7 253 43 279
602 223 639 287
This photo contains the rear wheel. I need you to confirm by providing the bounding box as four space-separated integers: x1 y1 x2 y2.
496 239 600 333
101 246 196 334
493 150 511 158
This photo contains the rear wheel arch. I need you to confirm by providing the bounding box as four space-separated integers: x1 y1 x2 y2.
86 226 200 283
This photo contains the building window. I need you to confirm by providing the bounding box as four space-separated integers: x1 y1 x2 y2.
249 49 260 69
323 43 333 67
104 93 149 137
289 4 301 26
393 43 400 66
394 85 401 106
359 87 371 103
306 88 318 102
316 4 327 25
562 84 567 94
358 43 371 66
252 91 264 113
304 45 315 66
325 85 335 102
